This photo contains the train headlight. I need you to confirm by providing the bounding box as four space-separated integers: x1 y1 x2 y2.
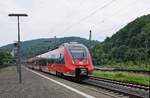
86 59 88 64
72 60 74 64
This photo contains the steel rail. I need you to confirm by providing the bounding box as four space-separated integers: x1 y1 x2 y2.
90 77 150 91
83 77 150 98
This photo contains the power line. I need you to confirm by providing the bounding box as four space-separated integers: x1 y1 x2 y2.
62 0 117 33
62 0 139 34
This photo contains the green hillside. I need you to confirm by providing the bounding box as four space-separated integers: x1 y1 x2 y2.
0 37 99 59
92 14 150 69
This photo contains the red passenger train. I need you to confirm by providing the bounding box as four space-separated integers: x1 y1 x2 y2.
27 42 94 80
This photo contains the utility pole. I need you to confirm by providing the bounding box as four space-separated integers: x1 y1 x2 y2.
89 30 92 48
8 13 28 83
54 36 57 43
54 36 57 48
89 30 92 55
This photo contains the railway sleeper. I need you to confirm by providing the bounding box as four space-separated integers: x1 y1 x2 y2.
84 79 149 98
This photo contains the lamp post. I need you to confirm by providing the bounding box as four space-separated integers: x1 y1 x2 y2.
8 13 28 83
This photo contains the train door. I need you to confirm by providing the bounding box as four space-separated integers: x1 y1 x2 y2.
59 53 65 73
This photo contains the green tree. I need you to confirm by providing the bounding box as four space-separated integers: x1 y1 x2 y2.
0 51 14 65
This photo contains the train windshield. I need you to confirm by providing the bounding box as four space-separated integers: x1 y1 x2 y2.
68 45 88 60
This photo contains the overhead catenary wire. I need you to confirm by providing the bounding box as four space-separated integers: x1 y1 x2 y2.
62 0 117 33
51 0 115 33
62 0 139 35
51 0 138 41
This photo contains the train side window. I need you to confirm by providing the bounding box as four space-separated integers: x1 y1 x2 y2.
48 58 54 64
34 61 36 65
47 54 65 64
42 59 47 66
59 54 65 64
48 59 51 64
36 60 38 65
38 59 46 66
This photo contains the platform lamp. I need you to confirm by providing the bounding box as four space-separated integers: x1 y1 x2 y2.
8 13 28 83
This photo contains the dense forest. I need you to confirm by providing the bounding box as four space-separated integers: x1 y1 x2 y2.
92 14 150 67
0 14 150 69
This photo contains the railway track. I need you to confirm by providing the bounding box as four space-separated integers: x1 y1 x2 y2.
91 77 150 91
83 76 150 98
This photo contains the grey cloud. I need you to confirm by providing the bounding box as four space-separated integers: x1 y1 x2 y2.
0 0 150 46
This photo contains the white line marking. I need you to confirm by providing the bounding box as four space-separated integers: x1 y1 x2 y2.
25 67 95 98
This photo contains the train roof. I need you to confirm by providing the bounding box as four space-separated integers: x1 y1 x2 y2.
28 42 87 60
60 42 86 47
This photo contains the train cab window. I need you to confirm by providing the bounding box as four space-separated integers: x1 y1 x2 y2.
68 45 88 60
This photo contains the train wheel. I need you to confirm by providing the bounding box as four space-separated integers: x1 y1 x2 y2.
31 67 34 70
56 71 58 76
56 71 64 78
60 73 64 78
39 66 42 71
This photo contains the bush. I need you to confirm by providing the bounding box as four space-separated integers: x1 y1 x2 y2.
0 51 14 67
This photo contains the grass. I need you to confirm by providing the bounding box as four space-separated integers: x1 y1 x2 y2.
93 71 150 86
98 63 150 71
126 64 150 71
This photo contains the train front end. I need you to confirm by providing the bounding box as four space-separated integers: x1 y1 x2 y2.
65 42 94 78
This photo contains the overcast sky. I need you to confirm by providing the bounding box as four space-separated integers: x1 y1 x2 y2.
0 0 150 46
